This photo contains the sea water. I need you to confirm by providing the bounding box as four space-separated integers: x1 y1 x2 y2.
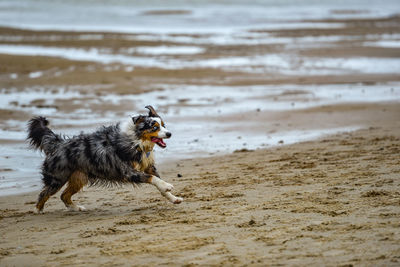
0 0 399 34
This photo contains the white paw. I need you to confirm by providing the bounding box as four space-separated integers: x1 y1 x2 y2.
76 205 87 211
34 208 44 214
67 205 86 212
162 192 183 204
173 197 183 204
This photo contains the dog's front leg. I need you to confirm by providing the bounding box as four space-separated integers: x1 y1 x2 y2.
149 176 183 204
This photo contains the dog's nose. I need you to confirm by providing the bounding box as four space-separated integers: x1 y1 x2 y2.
166 132 172 138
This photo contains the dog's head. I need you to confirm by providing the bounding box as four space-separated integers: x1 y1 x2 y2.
130 106 171 149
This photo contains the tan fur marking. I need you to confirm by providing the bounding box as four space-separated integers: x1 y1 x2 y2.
61 171 88 207
132 161 139 170
36 184 65 212
141 128 160 142
36 194 51 212
132 140 155 173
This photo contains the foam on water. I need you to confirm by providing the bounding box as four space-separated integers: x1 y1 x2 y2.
364 40 400 48
134 46 205 55
28 71 43 79
302 57 400 74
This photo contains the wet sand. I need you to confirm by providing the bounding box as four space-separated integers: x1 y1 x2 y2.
1 121 399 266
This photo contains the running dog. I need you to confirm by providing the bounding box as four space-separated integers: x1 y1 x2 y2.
27 106 183 213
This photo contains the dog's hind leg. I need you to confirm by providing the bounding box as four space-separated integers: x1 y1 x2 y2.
61 171 88 211
36 178 66 213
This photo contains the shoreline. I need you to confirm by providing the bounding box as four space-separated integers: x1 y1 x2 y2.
0 124 393 200
0 126 359 197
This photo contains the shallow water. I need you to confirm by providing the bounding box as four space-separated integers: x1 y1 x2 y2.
0 0 399 34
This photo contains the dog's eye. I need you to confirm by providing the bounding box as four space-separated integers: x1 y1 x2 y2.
152 126 159 131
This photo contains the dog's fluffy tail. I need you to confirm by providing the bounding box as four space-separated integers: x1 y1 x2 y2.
27 116 64 155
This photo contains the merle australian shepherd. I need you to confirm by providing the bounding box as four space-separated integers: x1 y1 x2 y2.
27 106 182 213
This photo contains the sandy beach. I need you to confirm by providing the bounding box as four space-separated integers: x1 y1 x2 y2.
1 0 400 265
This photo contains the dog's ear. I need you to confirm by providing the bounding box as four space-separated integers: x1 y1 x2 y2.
132 115 145 125
145 105 160 118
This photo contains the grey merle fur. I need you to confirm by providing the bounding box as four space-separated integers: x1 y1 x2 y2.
27 116 157 191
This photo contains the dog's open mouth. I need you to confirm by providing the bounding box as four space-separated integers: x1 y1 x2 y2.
151 137 166 148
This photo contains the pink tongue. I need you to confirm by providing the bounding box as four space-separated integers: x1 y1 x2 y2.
158 139 166 147
152 137 166 147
